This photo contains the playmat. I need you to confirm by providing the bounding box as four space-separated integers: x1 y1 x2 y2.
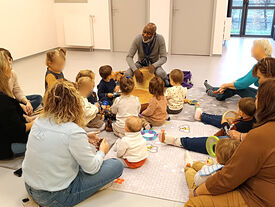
105 120 219 203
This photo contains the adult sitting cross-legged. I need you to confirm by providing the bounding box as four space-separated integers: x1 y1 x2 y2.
204 39 272 101
22 80 123 207
185 78 275 207
0 48 42 114
125 23 169 86
0 51 33 160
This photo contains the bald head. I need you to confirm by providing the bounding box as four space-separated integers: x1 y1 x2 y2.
142 23 157 42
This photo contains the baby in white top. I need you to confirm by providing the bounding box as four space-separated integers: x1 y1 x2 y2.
111 76 141 137
165 69 187 114
116 116 148 168
77 76 104 129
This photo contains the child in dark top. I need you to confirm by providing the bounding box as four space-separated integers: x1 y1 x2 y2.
159 97 256 155
75 70 97 104
45 48 66 91
97 65 119 105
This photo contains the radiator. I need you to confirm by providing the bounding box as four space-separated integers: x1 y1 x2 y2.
64 14 94 47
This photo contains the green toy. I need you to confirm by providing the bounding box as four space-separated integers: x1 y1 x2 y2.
206 136 220 157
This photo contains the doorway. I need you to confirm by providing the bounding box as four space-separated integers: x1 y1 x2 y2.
110 0 149 52
230 0 275 37
170 0 214 55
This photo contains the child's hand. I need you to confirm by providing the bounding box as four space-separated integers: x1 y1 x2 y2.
114 86 120 92
107 93 113 98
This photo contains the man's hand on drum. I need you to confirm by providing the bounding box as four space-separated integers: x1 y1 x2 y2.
148 64 155 74
134 69 144 83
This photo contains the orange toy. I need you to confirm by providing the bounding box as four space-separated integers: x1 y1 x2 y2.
114 178 125 184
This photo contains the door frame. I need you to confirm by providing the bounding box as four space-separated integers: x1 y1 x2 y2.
108 0 150 52
230 0 275 38
168 0 216 55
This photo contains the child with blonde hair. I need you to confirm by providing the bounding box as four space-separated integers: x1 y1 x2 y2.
141 76 167 127
166 69 187 114
45 48 66 90
116 116 147 168
185 139 240 189
76 76 104 130
111 76 141 137
75 70 97 104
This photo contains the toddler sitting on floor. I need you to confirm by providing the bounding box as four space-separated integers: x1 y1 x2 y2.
76 70 97 104
159 97 255 155
97 65 119 105
184 139 240 189
111 76 141 137
115 116 148 168
141 76 168 128
76 76 104 130
165 69 187 114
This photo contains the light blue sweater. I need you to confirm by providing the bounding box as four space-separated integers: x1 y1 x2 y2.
22 117 105 191
234 66 259 90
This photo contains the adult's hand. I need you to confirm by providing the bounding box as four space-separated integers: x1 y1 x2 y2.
99 138 109 155
25 101 33 115
87 132 101 144
217 83 229 94
134 69 144 83
148 64 155 74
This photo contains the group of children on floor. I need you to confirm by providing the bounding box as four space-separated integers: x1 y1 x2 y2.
43 47 257 186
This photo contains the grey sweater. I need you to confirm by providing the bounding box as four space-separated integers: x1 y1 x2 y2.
126 34 167 71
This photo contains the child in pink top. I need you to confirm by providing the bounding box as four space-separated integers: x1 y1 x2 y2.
141 77 167 127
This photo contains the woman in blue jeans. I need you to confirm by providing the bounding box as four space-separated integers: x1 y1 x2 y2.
204 39 272 101
22 80 123 207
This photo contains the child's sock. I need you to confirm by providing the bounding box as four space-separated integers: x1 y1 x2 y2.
194 107 202 121
159 134 181 147
204 80 213 91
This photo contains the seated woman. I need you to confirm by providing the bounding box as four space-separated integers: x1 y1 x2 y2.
185 78 275 207
0 52 33 160
204 39 272 101
0 48 42 114
22 80 123 207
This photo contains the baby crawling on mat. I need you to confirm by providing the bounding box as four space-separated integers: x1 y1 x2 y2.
184 138 240 189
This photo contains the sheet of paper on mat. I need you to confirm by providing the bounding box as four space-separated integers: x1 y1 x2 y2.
105 120 218 203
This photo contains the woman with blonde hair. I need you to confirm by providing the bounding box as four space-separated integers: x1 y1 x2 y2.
0 48 42 114
204 39 272 101
0 51 33 159
22 80 123 207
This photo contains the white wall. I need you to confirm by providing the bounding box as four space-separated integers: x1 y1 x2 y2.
54 0 110 49
0 0 57 60
150 0 171 50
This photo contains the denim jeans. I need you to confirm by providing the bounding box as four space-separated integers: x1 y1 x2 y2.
201 112 222 129
212 87 257 101
180 136 229 155
11 143 26 157
25 158 123 207
26 95 43 110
